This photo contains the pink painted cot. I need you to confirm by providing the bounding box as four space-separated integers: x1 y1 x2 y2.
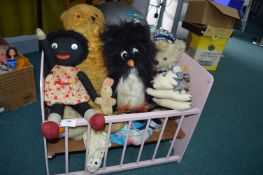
40 52 213 175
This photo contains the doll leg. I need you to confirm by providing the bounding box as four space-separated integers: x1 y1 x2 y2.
71 102 105 131
41 104 65 139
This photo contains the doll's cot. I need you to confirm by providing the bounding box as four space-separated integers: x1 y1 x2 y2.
40 52 213 175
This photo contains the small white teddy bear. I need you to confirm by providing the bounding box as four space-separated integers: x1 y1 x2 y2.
147 35 192 111
95 78 116 115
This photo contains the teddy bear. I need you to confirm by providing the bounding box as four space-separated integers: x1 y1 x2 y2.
60 4 108 94
95 77 125 132
154 39 186 72
146 29 192 111
59 4 109 139
147 65 192 110
95 78 116 115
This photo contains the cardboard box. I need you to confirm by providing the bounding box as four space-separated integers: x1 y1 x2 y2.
186 32 229 71
0 38 36 113
182 21 234 39
0 65 36 113
184 0 240 29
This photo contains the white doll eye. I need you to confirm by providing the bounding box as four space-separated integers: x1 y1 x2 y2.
120 50 129 60
51 43 58 49
132 48 139 55
71 43 78 50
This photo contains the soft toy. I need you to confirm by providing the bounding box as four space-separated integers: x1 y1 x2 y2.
154 39 186 72
101 21 157 113
36 28 105 139
0 47 8 73
147 65 192 110
60 4 107 94
0 47 7 65
95 77 124 132
146 29 192 111
95 78 116 115
59 4 107 140
61 106 87 140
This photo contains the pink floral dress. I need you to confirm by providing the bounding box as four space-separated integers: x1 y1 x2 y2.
44 65 90 106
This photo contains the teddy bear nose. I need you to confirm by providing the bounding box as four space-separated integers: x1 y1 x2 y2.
154 60 159 65
91 16 96 22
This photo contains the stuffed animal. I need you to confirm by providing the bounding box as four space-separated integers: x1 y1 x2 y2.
0 47 8 73
60 4 107 139
0 47 7 65
154 39 186 72
101 21 157 113
60 4 107 94
95 78 125 132
146 30 192 111
59 106 87 140
36 28 105 139
146 65 192 110
95 78 116 115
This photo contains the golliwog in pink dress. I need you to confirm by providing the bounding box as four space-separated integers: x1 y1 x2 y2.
44 65 90 106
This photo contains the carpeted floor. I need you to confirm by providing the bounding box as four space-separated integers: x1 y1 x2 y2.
0 18 263 175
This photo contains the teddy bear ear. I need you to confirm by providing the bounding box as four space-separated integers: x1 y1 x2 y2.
60 10 67 21
173 40 186 52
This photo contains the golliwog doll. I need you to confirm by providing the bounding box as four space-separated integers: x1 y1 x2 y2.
36 28 105 139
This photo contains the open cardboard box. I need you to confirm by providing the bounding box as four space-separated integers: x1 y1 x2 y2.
0 37 36 113
184 0 240 30
182 21 234 39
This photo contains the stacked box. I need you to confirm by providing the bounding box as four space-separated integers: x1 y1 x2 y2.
183 0 240 71
186 32 229 71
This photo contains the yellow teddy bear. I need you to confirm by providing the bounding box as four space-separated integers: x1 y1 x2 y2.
60 4 108 94
58 4 108 140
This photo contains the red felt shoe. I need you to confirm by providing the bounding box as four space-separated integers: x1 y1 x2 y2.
40 121 59 139
89 113 105 131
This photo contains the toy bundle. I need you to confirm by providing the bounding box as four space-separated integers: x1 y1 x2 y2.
146 29 192 111
0 38 31 74
39 4 193 173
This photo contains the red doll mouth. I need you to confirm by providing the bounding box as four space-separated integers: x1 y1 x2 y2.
56 54 70 60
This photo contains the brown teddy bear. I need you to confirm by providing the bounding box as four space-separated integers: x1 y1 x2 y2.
60 4 108 94
58 4 108 139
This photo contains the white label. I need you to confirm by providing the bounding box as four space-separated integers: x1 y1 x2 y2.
60 119 77 127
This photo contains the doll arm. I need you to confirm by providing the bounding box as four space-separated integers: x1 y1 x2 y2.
146 88 192 101
77 71 98 101
36 28 56 69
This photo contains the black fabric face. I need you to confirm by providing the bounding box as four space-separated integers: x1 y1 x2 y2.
50 36 84 67
47 30 88 67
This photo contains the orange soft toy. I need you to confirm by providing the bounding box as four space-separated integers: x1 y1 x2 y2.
16 57 30 69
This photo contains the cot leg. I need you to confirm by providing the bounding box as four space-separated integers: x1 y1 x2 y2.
173 114 201 162
43 138 50 175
